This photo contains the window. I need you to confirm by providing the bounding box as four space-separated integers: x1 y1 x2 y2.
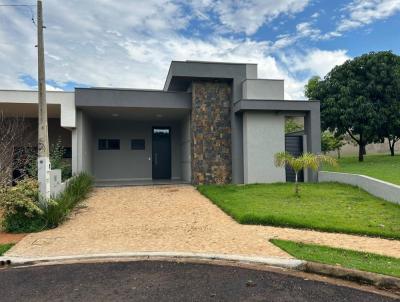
131 139 145 150
98 139 120 150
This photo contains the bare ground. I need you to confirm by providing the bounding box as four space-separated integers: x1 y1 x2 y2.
6 185 400 259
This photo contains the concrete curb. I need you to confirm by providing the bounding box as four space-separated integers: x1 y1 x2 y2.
1 252 399 291
0 252 304 269
301 262 400 291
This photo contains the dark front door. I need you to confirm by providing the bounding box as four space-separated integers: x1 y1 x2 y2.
152 127 171 179
285 135 304 182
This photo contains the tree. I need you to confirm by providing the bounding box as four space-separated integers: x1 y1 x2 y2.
321 131 345 158
375 56 400 156
285 118 303 134
305 51 400 161
0 113 33 188
304 76 321 100
274 152 337 197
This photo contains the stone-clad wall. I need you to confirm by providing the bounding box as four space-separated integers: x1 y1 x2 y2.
191 81 232 184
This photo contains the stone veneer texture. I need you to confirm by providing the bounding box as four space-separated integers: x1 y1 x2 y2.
191 81 232 184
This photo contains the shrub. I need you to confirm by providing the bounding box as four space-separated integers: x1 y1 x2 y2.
25 137 72 182
0 179 46 232
0 173 93 233
43 173 93 228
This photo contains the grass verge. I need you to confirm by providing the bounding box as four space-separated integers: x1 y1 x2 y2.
198 183 400 239
323 154 400 185
270 239 400 278
0 243 13 256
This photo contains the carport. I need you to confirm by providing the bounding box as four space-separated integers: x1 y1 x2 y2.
74 88 192 185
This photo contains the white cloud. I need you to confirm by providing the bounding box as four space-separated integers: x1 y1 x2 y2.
281 49 350 78
337 0 400 32
0 0 350 100
185 0 311 35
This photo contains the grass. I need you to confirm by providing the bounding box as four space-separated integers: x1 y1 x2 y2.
270 239 400 278
323 154 400 185
0 243 13 256
197 183 400 239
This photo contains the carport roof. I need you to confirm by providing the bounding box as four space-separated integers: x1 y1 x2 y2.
75 87 191 109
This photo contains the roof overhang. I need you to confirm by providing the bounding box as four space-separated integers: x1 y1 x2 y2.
0 90 75 128
234 99 320 115
75 88 191 110
164 61 257 91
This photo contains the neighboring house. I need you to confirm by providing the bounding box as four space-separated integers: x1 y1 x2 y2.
0 61 320 185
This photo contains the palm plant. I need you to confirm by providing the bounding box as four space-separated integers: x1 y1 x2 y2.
274 152 337 196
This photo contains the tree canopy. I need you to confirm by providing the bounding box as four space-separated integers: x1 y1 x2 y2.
305 51 400 161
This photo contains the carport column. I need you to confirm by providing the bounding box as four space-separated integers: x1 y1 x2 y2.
304 106 321 182
72 110 84 175
71 128 79 175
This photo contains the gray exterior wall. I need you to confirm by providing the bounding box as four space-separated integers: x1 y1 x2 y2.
72 110 93 175
76 88 191 109
242 79 284 100
180 114 191 182
243 112 286 183
19 118 71 148
91 120 182 182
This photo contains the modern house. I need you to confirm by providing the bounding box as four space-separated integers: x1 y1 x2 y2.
0 61 321 186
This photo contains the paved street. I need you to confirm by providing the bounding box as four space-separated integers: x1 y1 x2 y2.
0 261 396 302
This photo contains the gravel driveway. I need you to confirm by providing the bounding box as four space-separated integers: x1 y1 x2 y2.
6 185 400 259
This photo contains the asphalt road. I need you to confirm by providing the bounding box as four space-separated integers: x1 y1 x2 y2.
0 261 397 302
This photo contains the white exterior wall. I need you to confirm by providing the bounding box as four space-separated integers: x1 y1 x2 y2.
243 112 285 184
242 79 284 100
0 90 75 128
319 171 400 205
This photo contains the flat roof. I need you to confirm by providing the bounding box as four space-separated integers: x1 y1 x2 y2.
234 99 320 113
75 87 191 109
164 60 254 91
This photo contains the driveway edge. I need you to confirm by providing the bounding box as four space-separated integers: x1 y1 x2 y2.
0 252 303 269
2 252 399 291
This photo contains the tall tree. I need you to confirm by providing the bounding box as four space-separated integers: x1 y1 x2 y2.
375 54 400 156
305 51 400 161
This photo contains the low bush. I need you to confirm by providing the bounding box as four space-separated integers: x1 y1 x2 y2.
0 173 93 233
0 179 46 232
44 173 93 228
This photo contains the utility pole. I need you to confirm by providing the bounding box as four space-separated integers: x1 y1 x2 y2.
37 0 51 199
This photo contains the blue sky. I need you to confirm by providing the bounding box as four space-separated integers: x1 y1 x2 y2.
0 0 399 98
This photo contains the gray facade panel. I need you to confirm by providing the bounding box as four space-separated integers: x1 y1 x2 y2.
234 99 320 113
76 88 191 109
91 120 182 182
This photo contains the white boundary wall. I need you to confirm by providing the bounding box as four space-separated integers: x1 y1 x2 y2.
319 171 400 205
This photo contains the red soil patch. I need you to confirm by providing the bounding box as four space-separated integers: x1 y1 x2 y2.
0 232 26 244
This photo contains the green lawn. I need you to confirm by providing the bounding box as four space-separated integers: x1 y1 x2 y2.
322 154 400 185
270 239 400 278
198 183 400 239
0 243 13 256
